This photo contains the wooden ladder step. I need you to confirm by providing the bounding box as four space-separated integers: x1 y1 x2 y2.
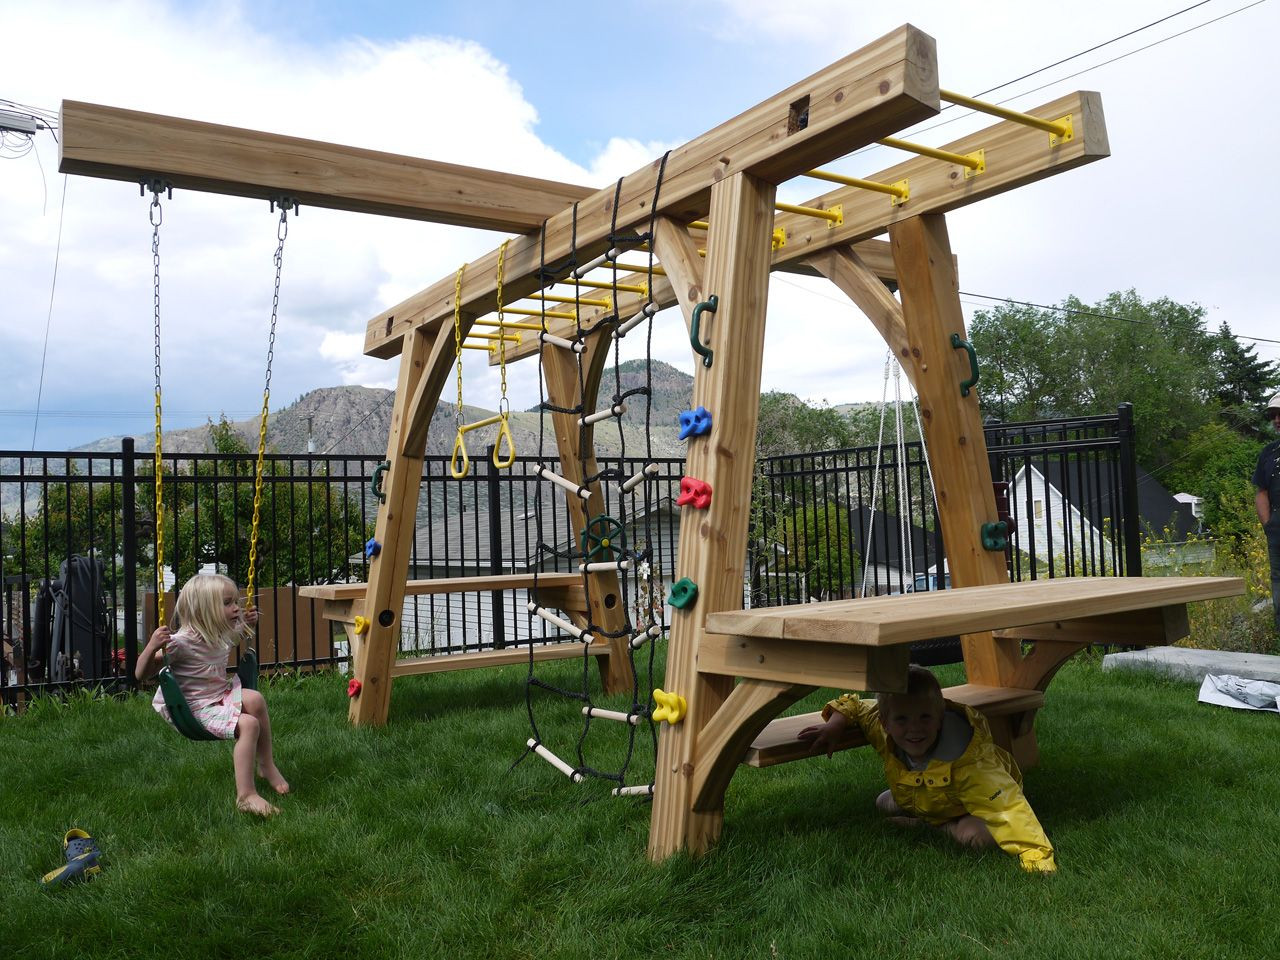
299 572 583 602
743 683 1045 768
392 641 607 677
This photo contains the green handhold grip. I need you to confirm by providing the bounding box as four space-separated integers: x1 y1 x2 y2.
950 333 980 397
981 521 1008 551
371 460 390 504
668 577 699 609
690 295 718 368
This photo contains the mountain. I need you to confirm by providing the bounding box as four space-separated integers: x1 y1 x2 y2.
52 361 696 460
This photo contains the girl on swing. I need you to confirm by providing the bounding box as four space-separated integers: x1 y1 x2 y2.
136 574 290 816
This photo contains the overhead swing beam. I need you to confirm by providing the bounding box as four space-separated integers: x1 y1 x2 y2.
58 100 595 232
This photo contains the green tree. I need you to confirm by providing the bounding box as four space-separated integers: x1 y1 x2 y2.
133 417 371 592
768 501 857 599
3 461 125 582
1159 421 1263 535
969 290 1219 467
1211 324 1280 438
755 392 856 460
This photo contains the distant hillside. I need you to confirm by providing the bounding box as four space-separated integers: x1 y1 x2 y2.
0 364 696 514
52 361 697 459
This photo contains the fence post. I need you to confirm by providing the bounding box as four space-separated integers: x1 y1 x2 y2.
121 437 139 685
1117 403 1143 576
485 445 505 647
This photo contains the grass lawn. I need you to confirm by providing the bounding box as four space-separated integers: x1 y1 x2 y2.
1 654 1276 959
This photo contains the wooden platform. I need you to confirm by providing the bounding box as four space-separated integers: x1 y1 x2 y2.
298 572 583 601
392 641 607 677
704 576 1244 646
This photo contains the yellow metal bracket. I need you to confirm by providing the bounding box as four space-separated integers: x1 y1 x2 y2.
826 203 843 229
963 149 986 180
772 227 786 249
890 179 910 207
1049 115 1073 147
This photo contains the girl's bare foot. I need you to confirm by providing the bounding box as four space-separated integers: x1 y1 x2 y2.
257 764 291 795
237 793 281 817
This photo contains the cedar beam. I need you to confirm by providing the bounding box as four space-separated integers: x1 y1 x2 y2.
365 24 940 359
58 100 595 232
491 90 1104 365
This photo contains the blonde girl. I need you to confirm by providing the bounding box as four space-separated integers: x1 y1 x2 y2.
137 574 290 816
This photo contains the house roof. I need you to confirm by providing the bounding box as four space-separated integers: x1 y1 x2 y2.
1013 461 1196 541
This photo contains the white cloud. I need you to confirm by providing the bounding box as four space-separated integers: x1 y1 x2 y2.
2 0 1276 450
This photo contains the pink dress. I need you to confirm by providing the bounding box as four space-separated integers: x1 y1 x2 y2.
152 628 243 740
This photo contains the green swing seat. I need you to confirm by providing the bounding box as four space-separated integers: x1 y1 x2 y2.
157 648 259 742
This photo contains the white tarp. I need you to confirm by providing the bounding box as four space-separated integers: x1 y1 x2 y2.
1197 674 1280 713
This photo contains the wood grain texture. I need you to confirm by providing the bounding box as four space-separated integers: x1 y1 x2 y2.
59 100 594 231
703 577 1243 646
648 172 778 861
365 26 939 358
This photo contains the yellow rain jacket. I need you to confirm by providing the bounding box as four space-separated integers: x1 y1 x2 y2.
823 693 1056 874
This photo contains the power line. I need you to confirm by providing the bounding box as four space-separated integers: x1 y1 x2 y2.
958 291 1280 348
321 391 395 454
971 0 1217 99
31 174 68 450
845 0 1266 158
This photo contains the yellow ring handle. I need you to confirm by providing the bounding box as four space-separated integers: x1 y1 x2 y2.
450 427 470 479
492 416 516 469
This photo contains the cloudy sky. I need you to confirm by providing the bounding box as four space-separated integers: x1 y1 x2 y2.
1 0 1275 451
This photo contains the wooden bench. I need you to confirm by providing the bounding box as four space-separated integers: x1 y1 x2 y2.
298 573 599 676
743 683 1045 766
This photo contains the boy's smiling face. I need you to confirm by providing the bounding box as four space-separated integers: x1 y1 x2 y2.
881 693 944 762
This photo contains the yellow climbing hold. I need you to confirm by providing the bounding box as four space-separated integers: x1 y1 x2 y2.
652 688 687 725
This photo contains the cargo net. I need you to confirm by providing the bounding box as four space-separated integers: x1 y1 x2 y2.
518 157 671 797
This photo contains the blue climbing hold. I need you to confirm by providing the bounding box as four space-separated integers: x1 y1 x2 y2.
365 537 381 560
677 406 712 441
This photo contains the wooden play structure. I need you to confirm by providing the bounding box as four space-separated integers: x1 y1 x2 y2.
60 24 1243 861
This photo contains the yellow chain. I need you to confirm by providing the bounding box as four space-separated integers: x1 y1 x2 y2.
453 264 465 423
496 240 510 411
154 384 165 627
244 385 270 611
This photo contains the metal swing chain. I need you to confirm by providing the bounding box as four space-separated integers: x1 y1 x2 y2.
453 264 465 430
149 185 167 627
245 201 290 612
496 239 510 420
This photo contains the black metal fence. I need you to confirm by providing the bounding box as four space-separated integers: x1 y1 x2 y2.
750 405 1141 605
1 406 1139 704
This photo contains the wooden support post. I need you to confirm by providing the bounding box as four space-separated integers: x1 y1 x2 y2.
888 214 1020 686
540 336 632 694
648 171 777 861
349 327 433 726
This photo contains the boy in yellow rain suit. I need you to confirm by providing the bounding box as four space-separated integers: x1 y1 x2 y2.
799 665 1056 873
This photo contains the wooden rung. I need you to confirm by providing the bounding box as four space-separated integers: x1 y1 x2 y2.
298 572 582 602
392 641 608 677
742 684 1045 768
